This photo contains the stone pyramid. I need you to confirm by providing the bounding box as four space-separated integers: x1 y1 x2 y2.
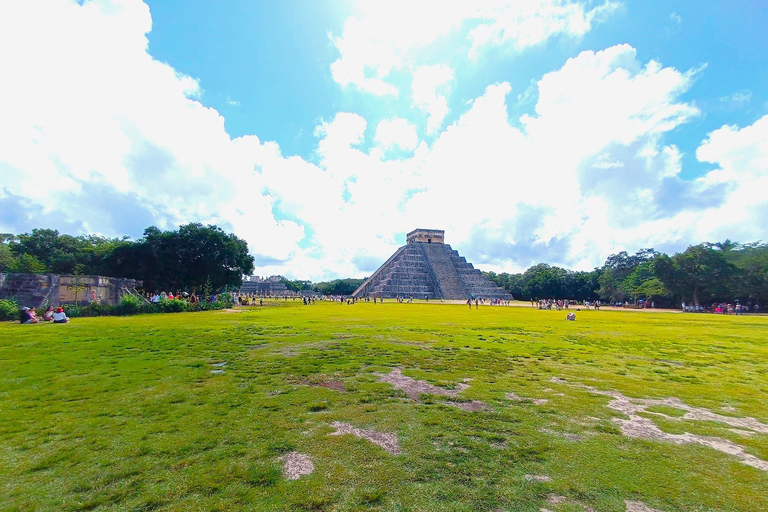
352 229 513 300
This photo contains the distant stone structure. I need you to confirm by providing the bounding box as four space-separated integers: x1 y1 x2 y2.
239 275 293 296
0 273 143 308
407 229 445 244
352 229 512 300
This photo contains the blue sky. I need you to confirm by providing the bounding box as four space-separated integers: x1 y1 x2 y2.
1 0 767 279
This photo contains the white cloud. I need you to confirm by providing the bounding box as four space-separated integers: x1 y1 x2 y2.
329 0 618 96
719 90 752 105
375 117 419 151
2 1 763 283
0 0 304 270
467 0 620 58
412 65 454 134
393 44 709 271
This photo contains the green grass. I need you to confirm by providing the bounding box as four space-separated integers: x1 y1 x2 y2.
1 302 767 511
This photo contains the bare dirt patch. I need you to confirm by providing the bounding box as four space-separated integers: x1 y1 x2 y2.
450 400 491 412
221 309 244 313
580 384 768 472
330 421 401 454
374 368 469 400
546 494 567 505
541 427 582 442
507 392 548 405
625 501 665 512
280 451 314 480
524 474 551 482
540 494 595 512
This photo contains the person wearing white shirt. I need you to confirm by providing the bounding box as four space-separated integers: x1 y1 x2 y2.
52 307 69 323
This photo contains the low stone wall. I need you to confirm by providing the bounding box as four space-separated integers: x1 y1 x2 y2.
0 273 143 308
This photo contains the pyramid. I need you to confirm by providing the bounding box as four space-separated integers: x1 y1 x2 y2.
352 229 513 300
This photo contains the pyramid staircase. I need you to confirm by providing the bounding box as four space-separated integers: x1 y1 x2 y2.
352 242 511 300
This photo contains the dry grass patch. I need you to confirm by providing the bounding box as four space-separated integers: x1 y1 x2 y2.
329 421 401 454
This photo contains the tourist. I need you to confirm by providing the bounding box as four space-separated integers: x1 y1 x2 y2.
43 306 54 322
52 307 69 323
19 307 39 324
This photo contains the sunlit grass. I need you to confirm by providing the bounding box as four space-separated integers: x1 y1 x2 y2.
1 302 766 511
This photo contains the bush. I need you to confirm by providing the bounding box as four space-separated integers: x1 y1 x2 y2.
158 298 190 313
0 299 19 321
62 304 83 318
59 296 231 318
114 294 144 315
218 293 234 308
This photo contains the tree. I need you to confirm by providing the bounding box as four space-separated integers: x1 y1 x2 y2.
634 278 666 301
654 245 737 305
314 278 365 296
110 224 254 293
8 254 48 273
598 249 658 302
0 244 15 272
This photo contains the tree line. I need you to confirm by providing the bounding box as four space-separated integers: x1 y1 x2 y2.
3 227 765 305
281 277 365 296
483 241 768 306
0 225 254 293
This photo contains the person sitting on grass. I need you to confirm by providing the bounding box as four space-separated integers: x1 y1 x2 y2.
52 307 69 324
43 306 54 321
19 307 39 324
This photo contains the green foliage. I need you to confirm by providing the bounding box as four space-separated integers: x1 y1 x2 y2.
114 295 145 316
313 278 365 296
3 224 253 294
0 244 15 272
6 254 48 273
109 223 254 293
485 265 598 301
63 297 231 318
0 298 19 321
654 244 738 305
281 277 313 292
202 276 213 298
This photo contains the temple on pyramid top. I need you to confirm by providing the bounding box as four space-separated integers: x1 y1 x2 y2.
406 228 444 244
353 229 512 300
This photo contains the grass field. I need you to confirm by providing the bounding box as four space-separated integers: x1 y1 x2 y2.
1 302 767 512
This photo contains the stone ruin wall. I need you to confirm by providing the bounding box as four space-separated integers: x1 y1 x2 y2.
0 273 143 308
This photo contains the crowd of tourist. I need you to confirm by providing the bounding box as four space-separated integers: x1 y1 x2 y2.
533 299 601 311
148 291 205 303
683 302 760 314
